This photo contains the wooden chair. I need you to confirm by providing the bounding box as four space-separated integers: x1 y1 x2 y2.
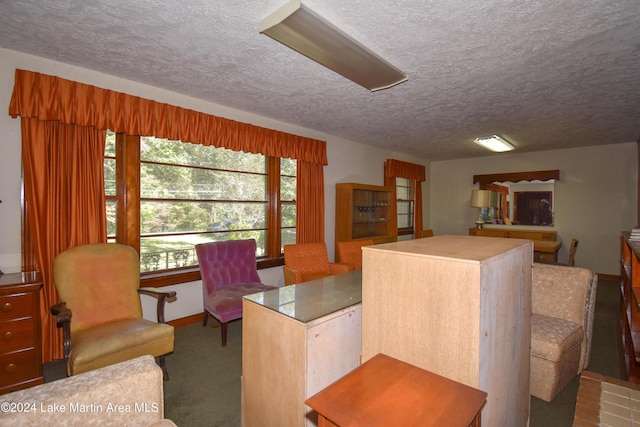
336 239 374 270
550 238 578 266
567 239 579 266
283 243 354 285
51 243 176 380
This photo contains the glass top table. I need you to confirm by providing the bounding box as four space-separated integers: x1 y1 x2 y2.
243 270 362 323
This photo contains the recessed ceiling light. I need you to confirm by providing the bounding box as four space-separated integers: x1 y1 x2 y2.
473 135 514 152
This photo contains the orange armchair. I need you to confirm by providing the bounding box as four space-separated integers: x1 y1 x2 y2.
336 239 374 270
418 229 434 238
283 243 354 285
51 243 176 380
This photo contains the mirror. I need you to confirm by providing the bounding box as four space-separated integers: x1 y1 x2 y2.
473 170 559 227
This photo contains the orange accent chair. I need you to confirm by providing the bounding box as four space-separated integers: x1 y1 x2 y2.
51 243 176 380
283 243 354 285
418 229 434 238
336 239 375 270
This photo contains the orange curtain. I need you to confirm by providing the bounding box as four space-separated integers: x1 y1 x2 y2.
9 68 326 253
296 161 325 243
21 118 107 362
385 159 426 237
9 69 327 165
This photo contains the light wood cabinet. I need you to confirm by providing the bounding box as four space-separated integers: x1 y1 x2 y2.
335 183 395 261
241 272 362 427
0 272 43 395
361 235 532 427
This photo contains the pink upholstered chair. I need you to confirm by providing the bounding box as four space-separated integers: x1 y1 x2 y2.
196 239 276 347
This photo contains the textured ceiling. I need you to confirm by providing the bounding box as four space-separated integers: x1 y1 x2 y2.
0 0 638 160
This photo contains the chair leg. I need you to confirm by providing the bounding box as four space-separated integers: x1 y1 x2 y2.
156 355 169 381
221 321 228 347
202 311 209 327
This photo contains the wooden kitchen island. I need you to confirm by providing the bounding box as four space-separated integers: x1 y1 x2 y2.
241 271 362 427
361 235 532 426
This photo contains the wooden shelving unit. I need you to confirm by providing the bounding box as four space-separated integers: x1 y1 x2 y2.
334 183 396 260
620 232 640 382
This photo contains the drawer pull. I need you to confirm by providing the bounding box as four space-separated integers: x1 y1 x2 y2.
1 302 13 313
5 363 17 374
2 331 13 341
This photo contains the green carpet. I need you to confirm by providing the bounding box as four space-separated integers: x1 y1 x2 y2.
45 278 622 427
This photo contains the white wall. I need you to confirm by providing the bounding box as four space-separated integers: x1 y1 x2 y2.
0 48 427 321
430 143 637 276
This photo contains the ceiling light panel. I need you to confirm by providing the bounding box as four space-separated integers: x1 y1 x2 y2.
473 135 515 152
260 1 408 92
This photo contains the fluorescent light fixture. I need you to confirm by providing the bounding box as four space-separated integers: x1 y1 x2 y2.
260 1 408 92
473 135 515 152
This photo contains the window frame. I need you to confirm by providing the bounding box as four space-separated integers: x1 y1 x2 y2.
395 177 415 237
108 133 293 287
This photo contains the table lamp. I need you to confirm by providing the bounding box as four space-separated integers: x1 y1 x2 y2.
470 189 492 229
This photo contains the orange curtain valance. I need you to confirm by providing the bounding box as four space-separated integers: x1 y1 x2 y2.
384 158 426 181
9 69 327 165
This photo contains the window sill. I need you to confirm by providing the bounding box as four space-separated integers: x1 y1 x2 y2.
140 256 285 287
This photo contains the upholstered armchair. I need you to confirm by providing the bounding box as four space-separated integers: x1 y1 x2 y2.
196 239 277 347
336 239 374 270
530 263 597 402
283 242 354 285
51 243 176 380
418 229 434 238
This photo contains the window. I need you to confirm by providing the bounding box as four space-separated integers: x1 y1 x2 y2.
105 132 295 283
396 177 414 236
514 191 553 226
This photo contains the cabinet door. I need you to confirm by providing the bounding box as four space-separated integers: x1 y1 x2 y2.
352 189 389 239
305 306 362 426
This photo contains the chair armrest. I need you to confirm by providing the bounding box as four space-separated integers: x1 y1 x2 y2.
329 263 355 274
283 266 303 286
334 262 357 270
51 301 71 323
50 302 72 361
138 287 177 324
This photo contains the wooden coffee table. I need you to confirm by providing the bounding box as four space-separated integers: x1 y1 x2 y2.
306 353 487 427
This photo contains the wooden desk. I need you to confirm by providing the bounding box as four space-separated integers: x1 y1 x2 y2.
468 228 561 263
534 240 562 263
306 353 487 427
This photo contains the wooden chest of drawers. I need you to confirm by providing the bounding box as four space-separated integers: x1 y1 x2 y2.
0 272 43 394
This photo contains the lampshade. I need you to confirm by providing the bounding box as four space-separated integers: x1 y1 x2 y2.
470 189 493 208
473 135 514 152
260 1 408 92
